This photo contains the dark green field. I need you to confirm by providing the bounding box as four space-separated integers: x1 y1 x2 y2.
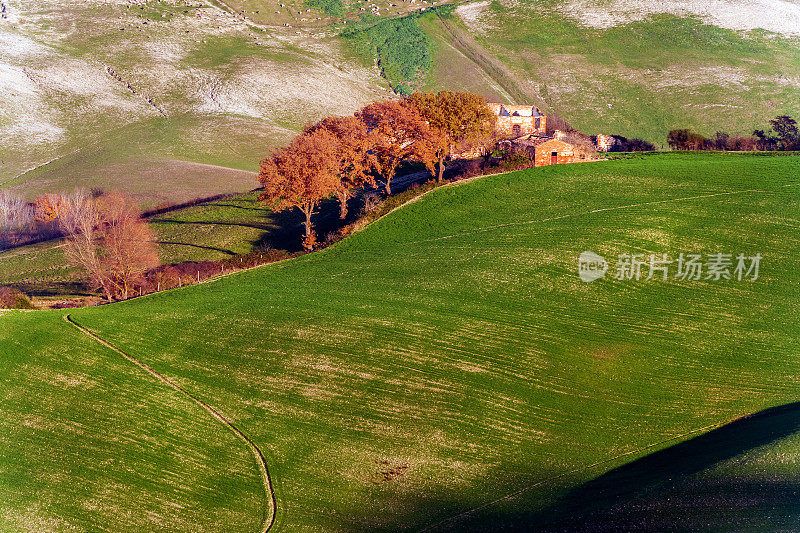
2 153 799 531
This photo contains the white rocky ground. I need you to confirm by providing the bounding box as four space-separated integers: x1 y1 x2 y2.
0 0 390 188
560 0 800 36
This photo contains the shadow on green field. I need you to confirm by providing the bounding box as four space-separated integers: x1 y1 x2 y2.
158 241 237 255
7 281 92 298
470 402 800 532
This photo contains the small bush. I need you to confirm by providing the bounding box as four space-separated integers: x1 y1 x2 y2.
362 192 383 213
499 152 533 171
0 287 35 309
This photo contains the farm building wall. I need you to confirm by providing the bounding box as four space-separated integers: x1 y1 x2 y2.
488 103 547 137
534 138 596 167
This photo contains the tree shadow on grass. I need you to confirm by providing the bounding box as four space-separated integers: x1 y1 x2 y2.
153 219 273 231
467 402 800 532
6 280 92 298
158 241 237 255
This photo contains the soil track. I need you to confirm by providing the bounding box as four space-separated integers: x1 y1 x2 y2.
436 13 528 104
64 314 278 533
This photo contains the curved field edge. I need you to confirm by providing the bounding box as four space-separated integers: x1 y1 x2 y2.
9 153 800 530
0 311 266 532
64 314 277 533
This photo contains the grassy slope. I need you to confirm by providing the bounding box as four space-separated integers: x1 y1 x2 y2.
1 0 388 201
424 2 800 144
0 312 265 531
3 153 798 530
0 192 275 298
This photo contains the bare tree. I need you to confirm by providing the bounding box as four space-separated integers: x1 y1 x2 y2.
60 191 159 301
0 192 34 247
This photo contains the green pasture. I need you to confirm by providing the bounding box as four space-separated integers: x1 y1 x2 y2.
422 3 800 143
2 153 800 531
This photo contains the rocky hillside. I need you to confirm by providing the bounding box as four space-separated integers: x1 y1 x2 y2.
2 0 799 202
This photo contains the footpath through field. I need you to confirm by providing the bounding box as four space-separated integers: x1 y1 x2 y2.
64 314 278 533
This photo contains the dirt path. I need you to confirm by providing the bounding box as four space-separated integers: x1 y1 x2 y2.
435 13 528 104
64 314 278 533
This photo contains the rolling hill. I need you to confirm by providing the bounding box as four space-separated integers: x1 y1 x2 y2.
2 153 799 531
3 0 800 203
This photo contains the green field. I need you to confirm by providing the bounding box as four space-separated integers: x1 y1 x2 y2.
0 192 273 300
421 2 800 143
2 153 800 530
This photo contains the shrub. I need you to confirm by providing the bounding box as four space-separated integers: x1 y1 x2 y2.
362 192 383 213
343 11 433 95
306 0 344 16
0 287 35 309
499 152 533 171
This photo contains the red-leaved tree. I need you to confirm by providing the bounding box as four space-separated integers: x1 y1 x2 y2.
258 129 340 249
357 99 432 194
61 191 159 301
409 91 496 181
306 116 378 219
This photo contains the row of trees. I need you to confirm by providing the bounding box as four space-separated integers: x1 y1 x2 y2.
0 190 105 248
667 115 799 151
258 91 496 249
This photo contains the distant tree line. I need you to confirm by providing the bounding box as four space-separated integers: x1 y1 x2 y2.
602 135 656 152
667 115 799 151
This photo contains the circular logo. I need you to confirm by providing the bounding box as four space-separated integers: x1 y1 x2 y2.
578 251 607 282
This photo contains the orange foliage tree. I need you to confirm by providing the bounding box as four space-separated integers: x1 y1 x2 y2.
409 91 496 181
258 128 340 249
357 99 432 194
306 116 378 219
34 193 70 223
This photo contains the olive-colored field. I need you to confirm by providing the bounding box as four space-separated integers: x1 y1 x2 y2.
2 153 800 531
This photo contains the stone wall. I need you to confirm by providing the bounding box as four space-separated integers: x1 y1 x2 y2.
488 103 547 137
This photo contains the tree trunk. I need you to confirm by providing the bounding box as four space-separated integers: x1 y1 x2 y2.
384 164 397 195
437 153 445 182
337 189 348 220
302 205 314 250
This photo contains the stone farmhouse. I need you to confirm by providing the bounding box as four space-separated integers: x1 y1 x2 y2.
500 134 599 167
533 138 597 166
488 103 547 137
480 103 600 166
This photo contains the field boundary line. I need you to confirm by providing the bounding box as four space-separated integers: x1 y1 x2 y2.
64 314 278 533
420 420 725 531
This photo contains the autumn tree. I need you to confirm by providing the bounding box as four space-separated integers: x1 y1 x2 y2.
306 116 378 219
258 128 340 249
60 191 159 301
667 129 709 150
33 193 70 223
409 91 496 181
357 99 432 194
